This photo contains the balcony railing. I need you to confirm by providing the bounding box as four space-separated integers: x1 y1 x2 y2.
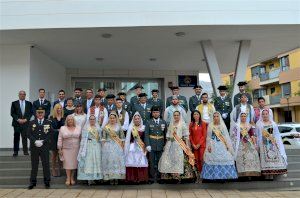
259 68 281 81
270 95 281 105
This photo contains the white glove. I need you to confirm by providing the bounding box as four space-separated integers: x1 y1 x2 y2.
34 140 43 147
146 146 151 152
222 113 228 119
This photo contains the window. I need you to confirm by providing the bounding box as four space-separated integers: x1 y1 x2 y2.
278 126 293 133
252 90 259 99
280 55 290 71
270 87 276 94
251 66 260 79
282 83 291 96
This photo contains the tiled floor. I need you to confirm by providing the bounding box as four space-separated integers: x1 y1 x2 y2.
0 188 300 198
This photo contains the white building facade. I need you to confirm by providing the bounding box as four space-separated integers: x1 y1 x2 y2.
0 0 299 148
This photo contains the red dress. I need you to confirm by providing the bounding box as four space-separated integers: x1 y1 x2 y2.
189 122 207 172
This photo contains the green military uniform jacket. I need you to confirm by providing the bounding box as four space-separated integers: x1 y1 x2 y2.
189 95 202 112
166 95 188 112
214 96 232 118
132 102 153 122
144 118 167 151
233 92 252 107
148 97 164 114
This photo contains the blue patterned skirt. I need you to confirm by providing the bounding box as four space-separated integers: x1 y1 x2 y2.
201 163 238 180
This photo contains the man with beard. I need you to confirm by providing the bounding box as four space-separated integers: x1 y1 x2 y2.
196 93 215 123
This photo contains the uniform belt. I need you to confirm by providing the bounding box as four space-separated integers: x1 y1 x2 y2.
149 135 164 140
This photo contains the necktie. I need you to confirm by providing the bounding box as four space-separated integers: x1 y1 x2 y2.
39 120 42 125
155 120 159 125
21 101 25 116
40 99 42 105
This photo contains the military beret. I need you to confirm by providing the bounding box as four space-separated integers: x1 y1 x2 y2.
138 93 147 97
151 106 161 112
237 81 247 86
36 107 45 113
171 86 179 90
106 94 116 99
151 89 159 93
217 85 228 91
97 88 107 92
193 85 202 89
117 92 126 96
134 84 144 89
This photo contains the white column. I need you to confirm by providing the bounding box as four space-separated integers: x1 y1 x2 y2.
232 40 251 101
200 40 222 96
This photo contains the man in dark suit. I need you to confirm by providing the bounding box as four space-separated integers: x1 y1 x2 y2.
148 89 164 115
166 86 188 112
117 92 131 116
32 88 51 119
233 81 253 107
53 89 66 109
82 88 94 113
144 106 167 183
132 93 152 123
28 107 53 190
189 85 203 112
10 90 33 156
214 86 232 130
73 87 83 106
105 94 117 114
97 88 108 106
130 84 143 108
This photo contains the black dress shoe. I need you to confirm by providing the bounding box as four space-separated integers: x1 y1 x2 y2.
13 153 18 157
45 183 50 189
28 184 36 190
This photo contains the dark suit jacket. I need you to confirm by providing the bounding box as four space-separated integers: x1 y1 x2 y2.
53 100 67 109
27 119 53 149
32 99 51 119
82 99 95 114
11 100 33 127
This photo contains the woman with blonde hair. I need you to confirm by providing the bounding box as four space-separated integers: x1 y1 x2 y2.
50 103 65 177
58 115 81 185
101 111 126 185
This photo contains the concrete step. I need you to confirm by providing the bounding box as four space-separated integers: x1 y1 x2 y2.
287 155 300 163
286 170 300 179
288 162 300 170
0 176 65 185
286 149 300 155
0 178 300 190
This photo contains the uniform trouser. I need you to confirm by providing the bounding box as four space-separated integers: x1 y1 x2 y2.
30 146 50 184
224 118 231 131
149 150 163 181
13 126 28 153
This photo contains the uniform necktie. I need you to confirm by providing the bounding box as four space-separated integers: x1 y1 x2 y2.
155 120 159 125
40 99 42 105
39 120 42 125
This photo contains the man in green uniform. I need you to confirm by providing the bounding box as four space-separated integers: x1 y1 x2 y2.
166 86 188 112
132 93 152 123
145 106 167 183
214 85 232 130
233 81 252 107
28 107 53 189
148 89 164 115
189 85 203 112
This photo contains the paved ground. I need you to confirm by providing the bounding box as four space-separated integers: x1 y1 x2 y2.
0 188 300 198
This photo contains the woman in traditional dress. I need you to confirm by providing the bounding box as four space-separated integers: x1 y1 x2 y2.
101 111 126 184
77 115 103 185
50 103 65 177
124 112 149 183
158 111 195 183
201 111 238 181
57 115 81 185
189 110 207 175
230 112 261 177
256 109 287 178
64 98 76 117
72 103 87 128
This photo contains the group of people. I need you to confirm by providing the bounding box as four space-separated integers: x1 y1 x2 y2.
10 82 287 189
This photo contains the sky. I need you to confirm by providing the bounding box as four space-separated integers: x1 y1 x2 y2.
199 73 211 82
